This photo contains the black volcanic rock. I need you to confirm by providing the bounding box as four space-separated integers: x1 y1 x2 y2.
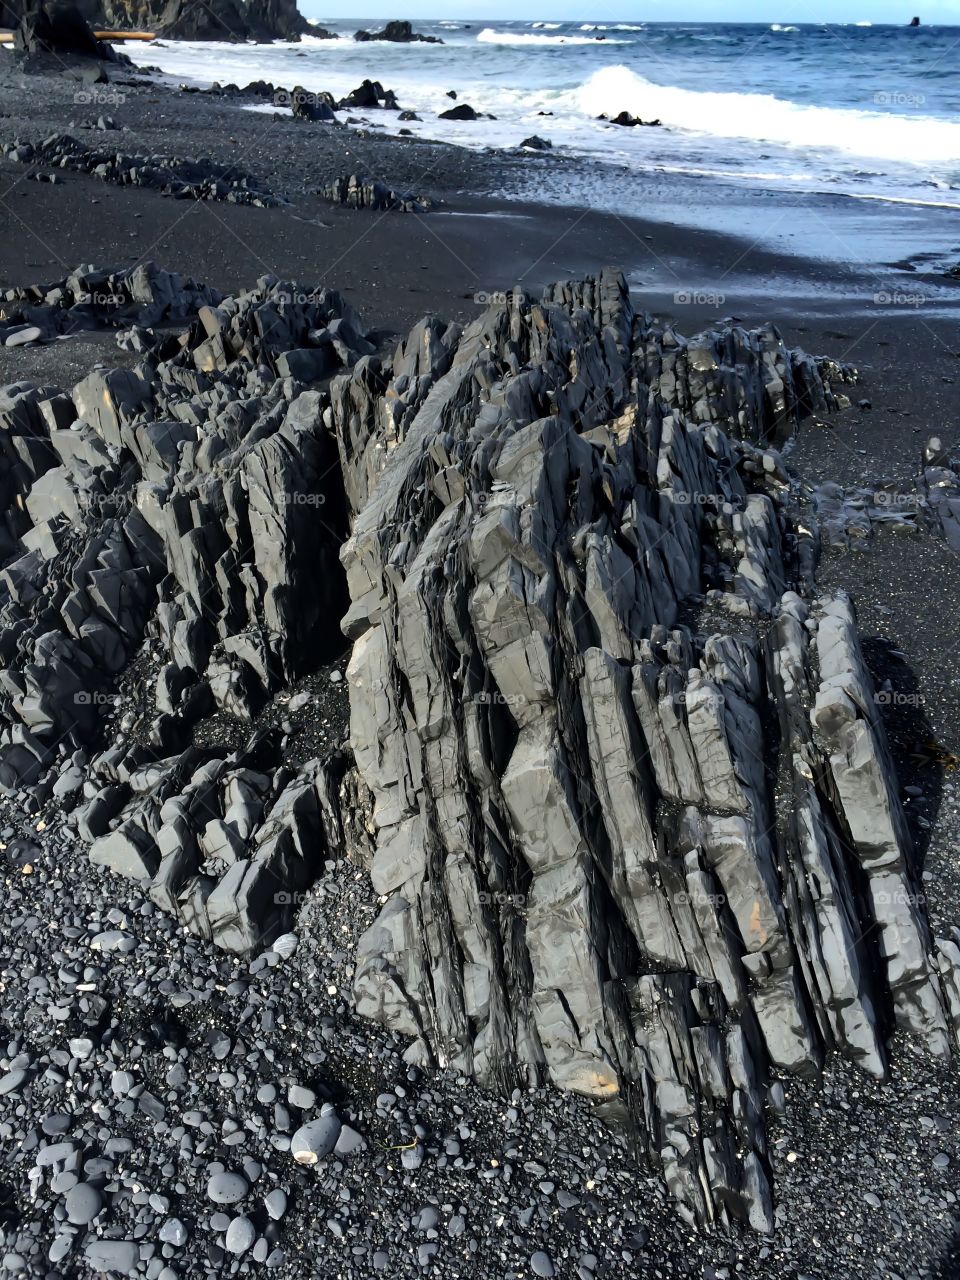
97 0 309 41
319 172 431 212
2 132 282 204
337 78 398 110
13 1 113 57
353 19 441 44
603 109 662 127
438 102 480 121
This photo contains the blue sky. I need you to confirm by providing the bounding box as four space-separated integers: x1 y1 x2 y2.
310 2 960 20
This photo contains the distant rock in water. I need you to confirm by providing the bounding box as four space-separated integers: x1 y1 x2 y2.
909 14 920 25
438 103 482 121
353 19 442 44
602 110 662 128
337 78 399 110
520 134 552 150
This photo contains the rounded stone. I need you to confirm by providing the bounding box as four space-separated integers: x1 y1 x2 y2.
290 1113 341 1165
264 1189 287 1221
206 1171 249 1205
531 1251 555 1278
225 1215 256 1256
64 1183 104 1225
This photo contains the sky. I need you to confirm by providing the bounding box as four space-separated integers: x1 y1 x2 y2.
309 2 960 21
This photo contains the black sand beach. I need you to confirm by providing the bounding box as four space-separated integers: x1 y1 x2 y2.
1 38 960 1280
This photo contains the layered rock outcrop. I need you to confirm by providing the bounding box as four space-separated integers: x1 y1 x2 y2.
1 267 957 1231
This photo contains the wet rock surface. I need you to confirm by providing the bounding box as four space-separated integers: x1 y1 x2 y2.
0 264 959 1274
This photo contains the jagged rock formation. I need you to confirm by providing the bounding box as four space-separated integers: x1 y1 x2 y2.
11 0 116 56
1 267 958 1231
0 261 220 347
98 0 308 39
333 271 960 1230
319 173 432 213
1 134 281 205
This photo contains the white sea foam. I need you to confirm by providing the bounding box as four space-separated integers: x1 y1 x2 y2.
476 28 629 46
572 65 960 167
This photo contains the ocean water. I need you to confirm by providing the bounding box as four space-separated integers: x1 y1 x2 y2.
126 19 960 210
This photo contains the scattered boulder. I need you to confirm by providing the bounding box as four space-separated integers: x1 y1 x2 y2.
13 1 114 58
520 134 552 150
438 103 480 121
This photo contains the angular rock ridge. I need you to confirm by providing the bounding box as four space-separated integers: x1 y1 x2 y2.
335 270 960 1229
0 272 375 946
1 265 958 1231
319 174 432 213
1 134 281 206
